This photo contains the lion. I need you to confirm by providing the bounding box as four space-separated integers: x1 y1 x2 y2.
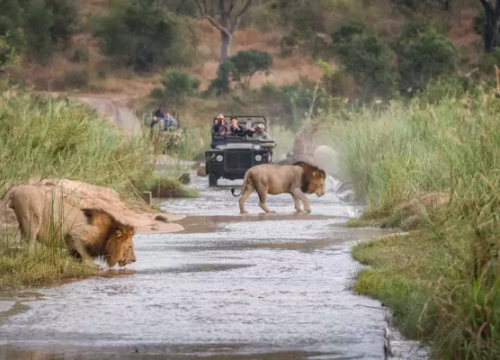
231 161 326 214
3 185 137 270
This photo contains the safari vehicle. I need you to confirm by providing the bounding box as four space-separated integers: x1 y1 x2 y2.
205 115 276 187
144 112 183 152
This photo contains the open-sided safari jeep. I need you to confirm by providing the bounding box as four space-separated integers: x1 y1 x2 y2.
205 115 276 187
144 112 183 153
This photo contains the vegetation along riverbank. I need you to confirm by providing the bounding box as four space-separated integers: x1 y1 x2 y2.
0 93 194 289
318 83 500 359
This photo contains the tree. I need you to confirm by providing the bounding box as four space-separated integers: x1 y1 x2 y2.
194 0 253 79
92 0 191 72
225 49 272 88
478 0 500 52
394 24 458 91
332 23 397 101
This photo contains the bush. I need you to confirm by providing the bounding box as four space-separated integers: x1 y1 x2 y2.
151 69 200 107
67 44 90 63
394 23 458 92
226 49 272 89
0 33 18 71
92 0 195 72
269 0 333 57
0 33 19 91
0 0 25 51
332 23 397 100
60 69 89 89
23 0 78 60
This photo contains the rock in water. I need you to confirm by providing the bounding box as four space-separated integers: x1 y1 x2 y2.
196 166 207 177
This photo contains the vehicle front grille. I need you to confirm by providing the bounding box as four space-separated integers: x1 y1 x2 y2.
225 151 252 171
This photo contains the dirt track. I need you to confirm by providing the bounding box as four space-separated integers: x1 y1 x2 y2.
75 95 143 136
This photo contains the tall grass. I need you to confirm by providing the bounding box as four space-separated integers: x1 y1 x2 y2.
318 86 500 359
0 92 191 288
0 93 152 194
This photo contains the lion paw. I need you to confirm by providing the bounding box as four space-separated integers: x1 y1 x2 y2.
240 210 249 214
305 209 312 214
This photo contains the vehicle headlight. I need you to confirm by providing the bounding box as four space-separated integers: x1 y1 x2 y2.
216 155 223 162
255 155 262 162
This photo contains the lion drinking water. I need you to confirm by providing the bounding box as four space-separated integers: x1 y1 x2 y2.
3 185 136 269
231 161 326 214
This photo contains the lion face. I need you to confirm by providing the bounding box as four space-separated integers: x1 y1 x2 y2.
107 225 137 268
118 237 137 267
309 170 326 197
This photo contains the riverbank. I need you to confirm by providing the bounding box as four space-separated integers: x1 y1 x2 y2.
0 92 191 289
321 85 500 359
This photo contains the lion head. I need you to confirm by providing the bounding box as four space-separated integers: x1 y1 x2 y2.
105 223 137 268
294 161 327 196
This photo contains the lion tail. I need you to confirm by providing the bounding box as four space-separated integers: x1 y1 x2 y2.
231 170 251 197
1 186 15 208
0 186 16 222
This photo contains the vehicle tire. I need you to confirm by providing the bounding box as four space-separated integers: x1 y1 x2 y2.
208 173 218 187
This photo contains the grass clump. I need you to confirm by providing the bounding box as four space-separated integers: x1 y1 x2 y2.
320 85 500 358
0 229 95 289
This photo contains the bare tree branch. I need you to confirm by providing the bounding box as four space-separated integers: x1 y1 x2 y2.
195 0 232 37
235 0 253 20
194 0 205 15
228 0 236 14
206 16 232 37
230 0 253 32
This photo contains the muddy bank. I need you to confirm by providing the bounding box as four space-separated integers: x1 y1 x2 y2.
1 179 185 235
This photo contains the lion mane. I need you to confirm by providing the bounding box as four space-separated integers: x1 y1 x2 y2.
293 161 327 193
231 161 326 214
3 185 136 269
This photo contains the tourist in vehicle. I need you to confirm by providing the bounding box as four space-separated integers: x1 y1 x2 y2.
150 109 164 128
228 116 244 136
251 123 271 140
212 114 228 136
163 112 178 131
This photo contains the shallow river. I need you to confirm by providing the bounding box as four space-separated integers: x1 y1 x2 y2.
0 174 425 359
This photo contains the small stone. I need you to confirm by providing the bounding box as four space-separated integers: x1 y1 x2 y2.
154 215 170 223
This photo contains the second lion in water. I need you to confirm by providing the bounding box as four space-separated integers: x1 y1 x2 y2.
231 162 326 214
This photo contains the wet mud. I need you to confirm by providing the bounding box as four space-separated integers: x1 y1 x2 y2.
0 175 424 359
